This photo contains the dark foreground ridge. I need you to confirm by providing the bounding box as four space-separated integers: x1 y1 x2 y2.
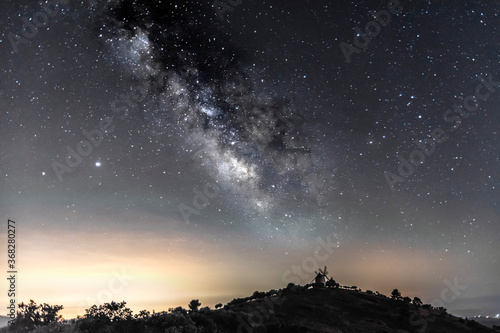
2 284 500 333
227 285 500 332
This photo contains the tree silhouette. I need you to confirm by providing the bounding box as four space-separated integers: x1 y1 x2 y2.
77 301 133 332
16 300 64 330
40 303 64 324
391 289 402 300
215 303 223 309
188 299 201 312
413 297 423 306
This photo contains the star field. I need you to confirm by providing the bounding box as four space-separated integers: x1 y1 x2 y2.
0 0 499 319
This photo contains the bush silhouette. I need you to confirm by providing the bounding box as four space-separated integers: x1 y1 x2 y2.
188 299 201 312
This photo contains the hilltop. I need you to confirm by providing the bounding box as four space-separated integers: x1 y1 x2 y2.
226 285 499 332
2 284 499 333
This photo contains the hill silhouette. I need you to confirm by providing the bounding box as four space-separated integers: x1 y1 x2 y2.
2 284 499 333
226 285 499 332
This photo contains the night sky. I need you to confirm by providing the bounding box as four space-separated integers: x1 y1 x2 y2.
1 0 499 319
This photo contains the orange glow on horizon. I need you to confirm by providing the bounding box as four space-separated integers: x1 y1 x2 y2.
0 221 476 319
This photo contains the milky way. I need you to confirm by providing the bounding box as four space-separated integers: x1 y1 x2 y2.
98 0 330 220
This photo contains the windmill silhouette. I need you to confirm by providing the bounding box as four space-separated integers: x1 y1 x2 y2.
311 266 329 287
